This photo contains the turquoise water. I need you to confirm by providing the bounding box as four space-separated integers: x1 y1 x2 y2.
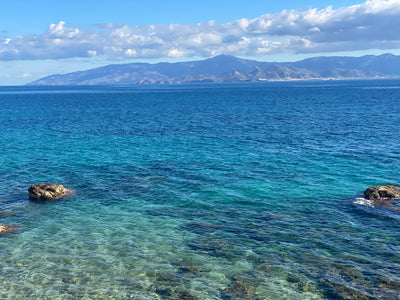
0 81 400 299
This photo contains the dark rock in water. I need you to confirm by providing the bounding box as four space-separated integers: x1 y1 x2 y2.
177 264 199 275
188 235 238 259
28 183 75 201
175 292 200 300
304 257 400 299
222 276 256 300
148 271 199 300
0 224 18 236
182 221 223 235
364 185 400 200
364 185 400 207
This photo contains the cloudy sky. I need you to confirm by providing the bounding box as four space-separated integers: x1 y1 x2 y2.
1 0 400 85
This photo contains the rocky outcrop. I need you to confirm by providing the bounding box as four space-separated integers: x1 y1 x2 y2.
364 185 400 201
28 183 75 201
0 224 18 236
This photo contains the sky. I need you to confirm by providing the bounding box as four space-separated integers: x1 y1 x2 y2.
1 0 400 85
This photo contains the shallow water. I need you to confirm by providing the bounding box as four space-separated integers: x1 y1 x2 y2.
1 81 400 299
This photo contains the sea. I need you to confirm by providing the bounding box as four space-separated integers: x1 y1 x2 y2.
0 81 399 299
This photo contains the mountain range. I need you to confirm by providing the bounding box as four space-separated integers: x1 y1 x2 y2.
28 53 400 85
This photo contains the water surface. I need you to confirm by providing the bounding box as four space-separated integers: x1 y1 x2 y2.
0 81 400 299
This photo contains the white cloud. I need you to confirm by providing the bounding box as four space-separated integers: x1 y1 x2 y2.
167 48 185 57
87 50 97 56
1 0 400 61
125 49 136 57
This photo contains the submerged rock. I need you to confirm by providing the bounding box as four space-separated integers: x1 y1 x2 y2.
364 185 400 205
28 183 75 201
181 221 223 235
222 276 256 300
0 210 14 218
0 224 18 236
176 263 199 275
148 271 199 300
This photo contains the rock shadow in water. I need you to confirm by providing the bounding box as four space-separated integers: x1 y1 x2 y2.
181 221 223 235
295 257 400 300
173 261 199 276
147 271 199 300
221 276 260 300
188 234 240 260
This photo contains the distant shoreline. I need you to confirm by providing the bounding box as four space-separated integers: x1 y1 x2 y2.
0 77 398 88
24 77 400 87
27 53 400 86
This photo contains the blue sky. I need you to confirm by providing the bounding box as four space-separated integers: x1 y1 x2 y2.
1 0 400 85
2 1 365 36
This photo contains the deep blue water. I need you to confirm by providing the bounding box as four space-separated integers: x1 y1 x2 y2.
0 81 400 299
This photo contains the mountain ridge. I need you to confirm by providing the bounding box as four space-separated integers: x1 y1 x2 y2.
28 54 400 85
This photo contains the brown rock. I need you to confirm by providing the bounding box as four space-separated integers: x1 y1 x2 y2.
0 224 18 236
223 277 254 300
178 264 199 275
364 185 400 201
28 183 75 201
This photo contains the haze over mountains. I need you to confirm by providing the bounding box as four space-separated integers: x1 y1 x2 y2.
28 53 400 85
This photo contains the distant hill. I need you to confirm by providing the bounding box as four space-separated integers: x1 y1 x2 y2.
288 53 400 76
28 54 399 85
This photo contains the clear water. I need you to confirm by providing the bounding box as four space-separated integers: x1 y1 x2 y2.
0 81 400 299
